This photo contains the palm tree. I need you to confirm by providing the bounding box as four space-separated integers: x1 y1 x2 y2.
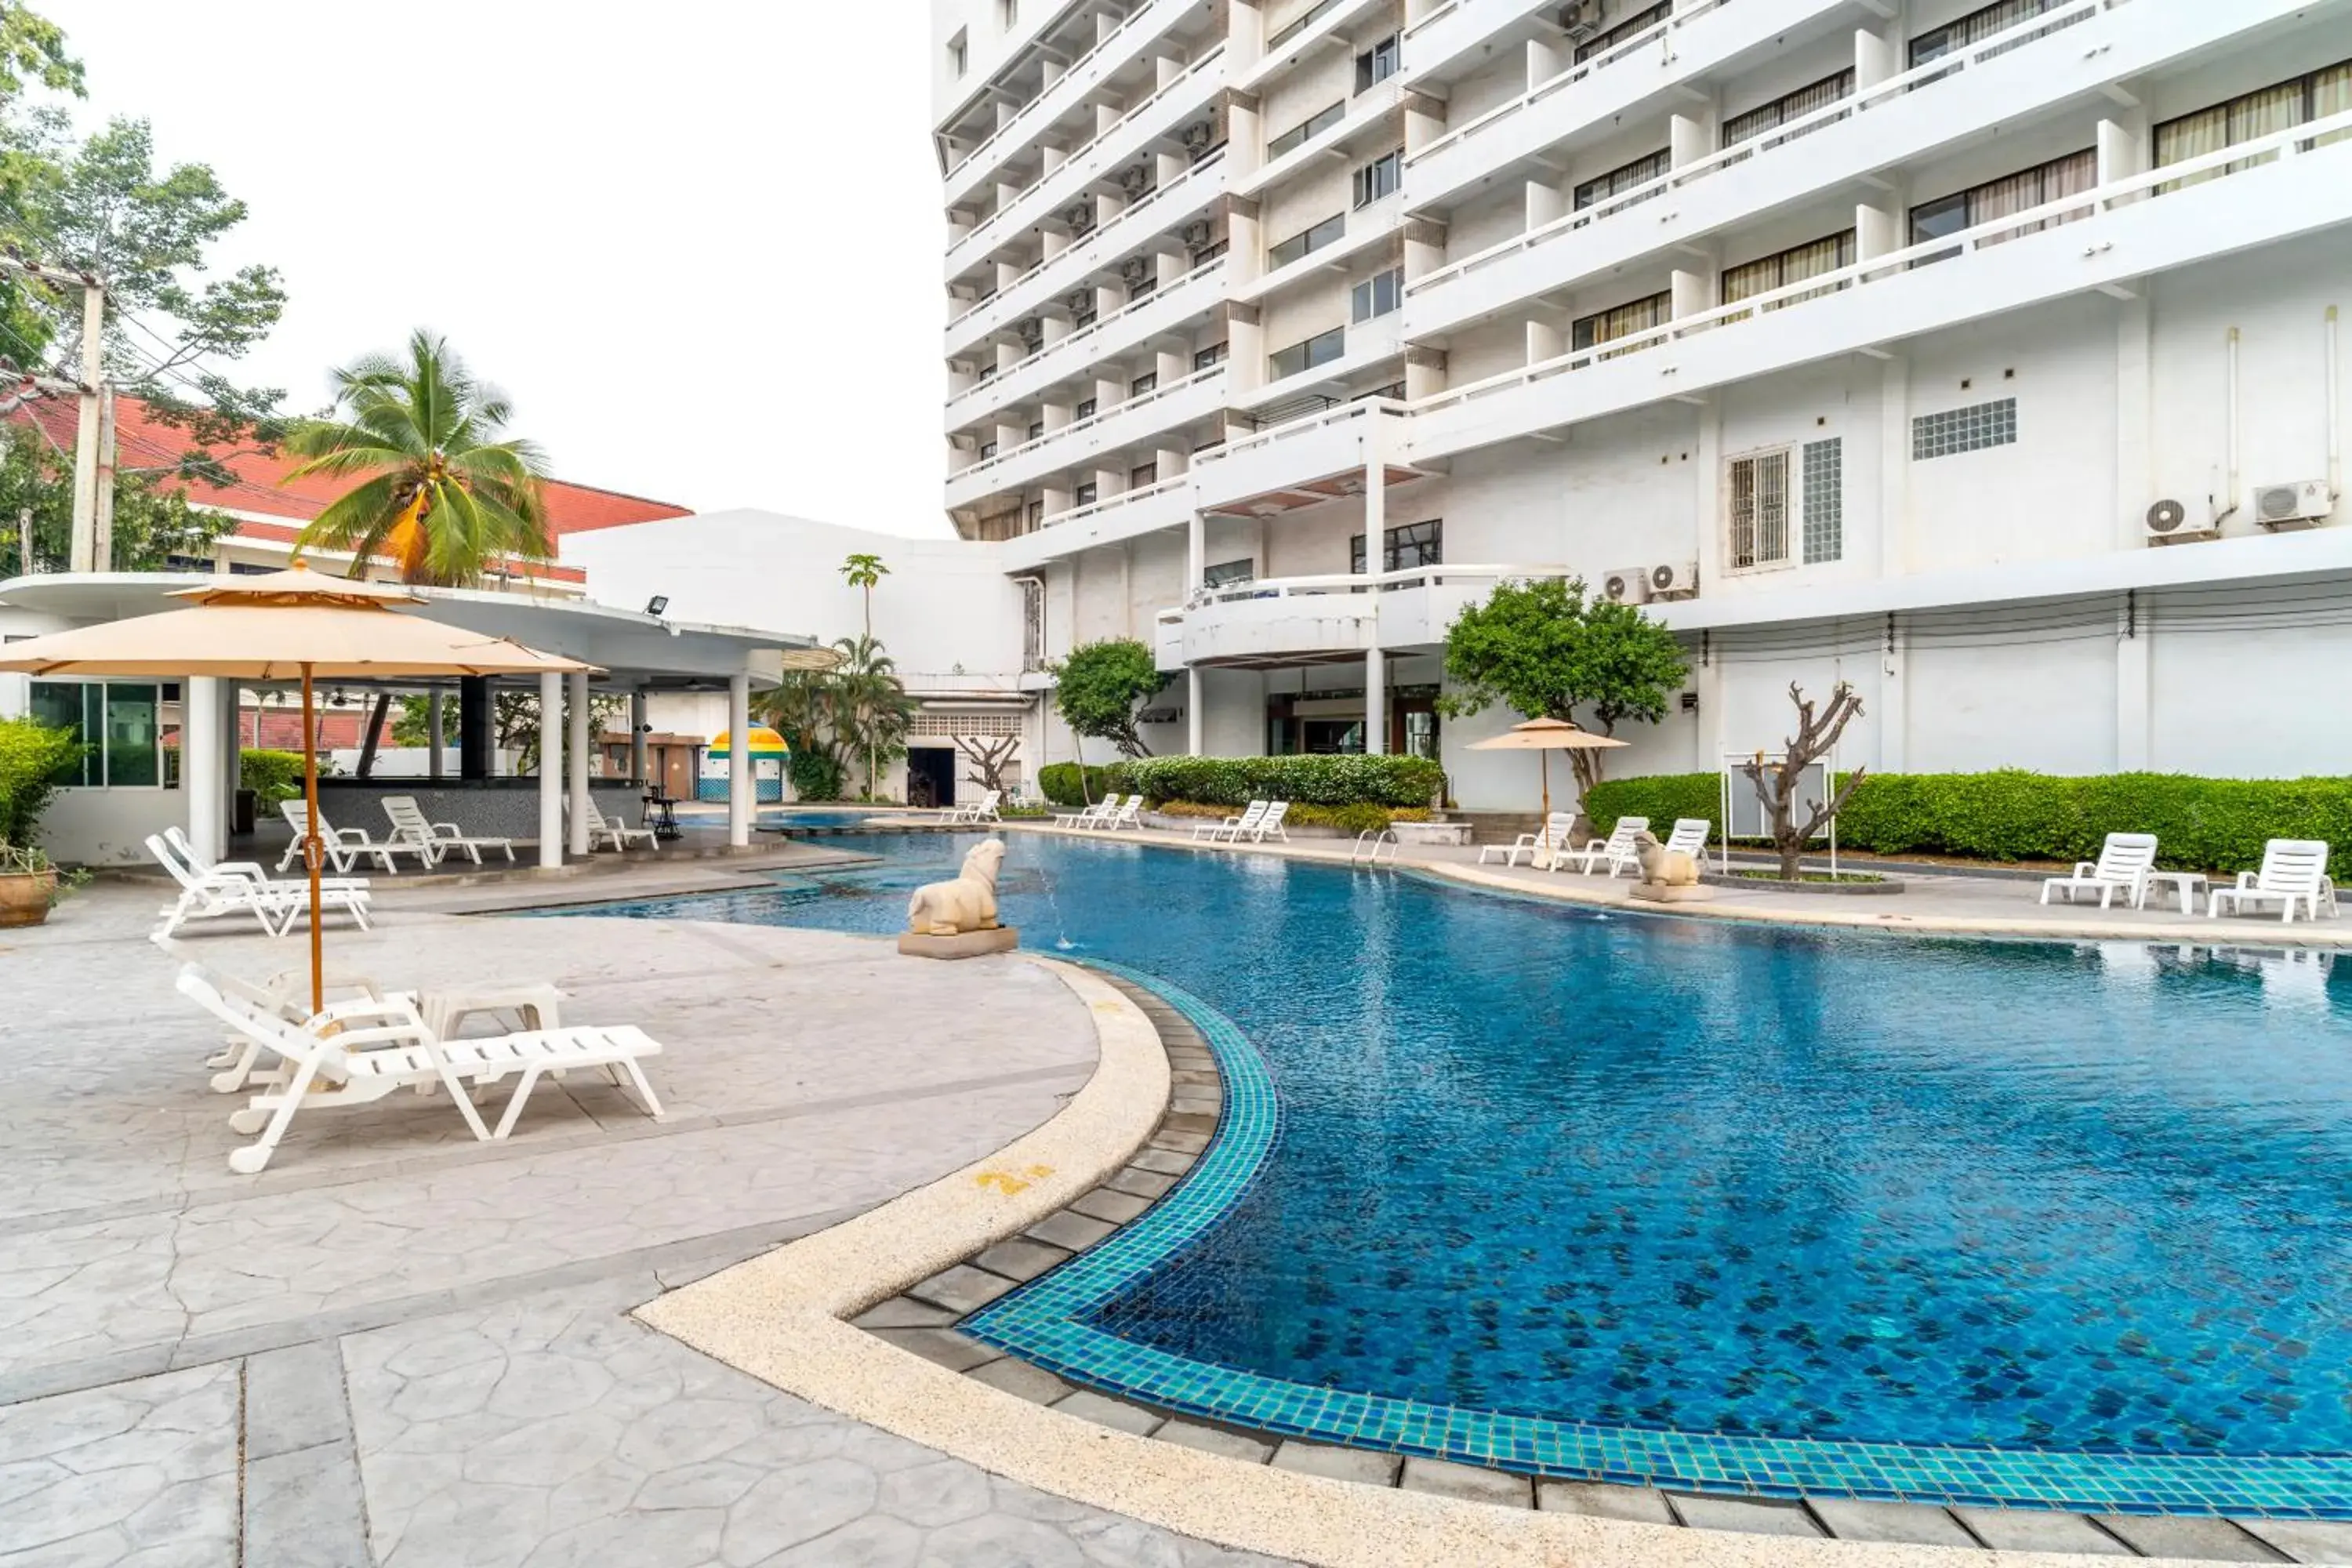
833 633 913 800
838 554 890 789
283 331 551 587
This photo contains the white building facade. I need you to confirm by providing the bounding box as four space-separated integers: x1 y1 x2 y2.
932 0 2352 808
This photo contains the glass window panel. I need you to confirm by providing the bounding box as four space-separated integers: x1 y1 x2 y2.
1802 438 1844 564
1575 2 1668 64
1573 148 1669 211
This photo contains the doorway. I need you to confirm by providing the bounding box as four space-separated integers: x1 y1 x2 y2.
906 746 956 809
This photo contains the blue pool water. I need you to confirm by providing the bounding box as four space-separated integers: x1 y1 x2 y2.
564 833 2352 1508
755 808 881 831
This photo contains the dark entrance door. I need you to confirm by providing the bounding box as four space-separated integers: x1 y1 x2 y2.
906 746 956 809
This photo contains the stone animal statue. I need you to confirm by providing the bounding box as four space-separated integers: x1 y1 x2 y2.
907 838 1007 936
1632 829 1700 888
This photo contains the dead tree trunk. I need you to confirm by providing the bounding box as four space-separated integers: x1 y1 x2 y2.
1737 681 1869 880
954 733 1019 798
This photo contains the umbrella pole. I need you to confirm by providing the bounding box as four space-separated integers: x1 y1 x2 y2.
301 664 323 1014
1536 751 1552 870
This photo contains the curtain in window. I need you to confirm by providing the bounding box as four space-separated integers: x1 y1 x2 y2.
2154 104 2230 191
2313 62 2352 147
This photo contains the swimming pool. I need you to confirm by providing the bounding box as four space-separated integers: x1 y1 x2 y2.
566 833 2352 1515
755 808 885 832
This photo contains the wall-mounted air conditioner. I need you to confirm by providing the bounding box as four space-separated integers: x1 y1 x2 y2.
1181 220 1214 249
1646 561 1699 601
1180 120 1214 150
2143 499 2217 545
1118 164 1151 193
1601 566 1652 604
1120 256 1154 283
1559 0 1602 44
2252 479 2332 532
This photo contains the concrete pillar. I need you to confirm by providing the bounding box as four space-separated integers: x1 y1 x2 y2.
186 675 223 865
1670 112 1716 169
728 673 752 847
1856 201 1903 263
1524 178 1564 234
566 670 590 858
2096 117 2147 194
1188 666 1204 756
1187 510 1206 589
630 690 649 784
1671 267 1714 320
538 670 563 869
2116 594 2151 770
1365 646 1387 756
2115 293 2153 550
1363 421 1387 554
426 688 445 779
1526 37 1564 93
1526 318 1565 365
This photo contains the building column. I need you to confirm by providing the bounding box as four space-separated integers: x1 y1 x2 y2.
185 676 223 864
2116 593 2151 770
1188 666 1204 756
426 688 445 780
630 690 649 783
1365 647 1387 757
1186 510 1206 590
566 670 590 857
728 673 752 848
459 676 492 780
538 670 563 869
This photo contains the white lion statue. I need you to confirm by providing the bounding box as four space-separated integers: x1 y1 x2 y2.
1632 829 1700 888
907 838 1007 937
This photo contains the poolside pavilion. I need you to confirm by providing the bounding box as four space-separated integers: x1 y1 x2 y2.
0 572 826 867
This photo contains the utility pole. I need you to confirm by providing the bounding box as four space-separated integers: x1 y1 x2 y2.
94 381 117 571
0 253 110 574
15 507 29 576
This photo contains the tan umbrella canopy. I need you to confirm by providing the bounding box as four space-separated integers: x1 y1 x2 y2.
1468 717 1629 866
0 564 594 1008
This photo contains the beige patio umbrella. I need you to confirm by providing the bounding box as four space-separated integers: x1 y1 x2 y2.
0 564 593 1010
1467 717 1629 867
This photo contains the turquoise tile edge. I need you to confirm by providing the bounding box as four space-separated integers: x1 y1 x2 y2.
963 958 2352 1520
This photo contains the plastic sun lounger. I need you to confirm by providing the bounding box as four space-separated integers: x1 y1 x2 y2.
580 796 659 851
2209 840 2338 924
1479 812 1573 866
1196 801 1269 841
1564 817 1649 877
165 826 372 899
1054 794 1121 829
1663 818 1712 861
383 796 517 866
276 800 431 875
1092 796 1145 832
1244 801 1290 843
147 833 372 942
2040 833 2159 909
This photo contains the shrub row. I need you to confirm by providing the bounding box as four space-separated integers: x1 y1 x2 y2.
1037 761 1116 807
0 718 85 846
238 750 310 811
1582 768 2352 878
1107 754 1445 809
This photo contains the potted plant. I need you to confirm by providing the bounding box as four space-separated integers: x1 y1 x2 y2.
0 717 87 926
0 841 59 927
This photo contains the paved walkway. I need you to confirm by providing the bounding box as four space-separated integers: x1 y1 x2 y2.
0 872 1283 1567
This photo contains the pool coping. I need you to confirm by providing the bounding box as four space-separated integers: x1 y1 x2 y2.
630 946 2278 1566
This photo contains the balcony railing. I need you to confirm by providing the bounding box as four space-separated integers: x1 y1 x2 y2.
1412 104 2352 421
1180 561 1570 608
947 149 1229 343
946 42 1227 272
951 363 1226 492
946 0 1181 189
1040 474 1192 532
1413 0 2117 298
948 256 1228 418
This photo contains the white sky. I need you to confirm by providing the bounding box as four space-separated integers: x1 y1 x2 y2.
41 0 952 536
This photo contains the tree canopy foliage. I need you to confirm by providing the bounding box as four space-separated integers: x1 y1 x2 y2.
1051 639 1167 760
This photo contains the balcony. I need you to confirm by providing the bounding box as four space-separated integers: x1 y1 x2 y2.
1404 0 1850 214
1235 318 1406 413
1405 111 2352 463
1240 0 1396 94
946 43 1227 279
1156 563 1568 665
1406 0 2259 339
946 364 1229 510
1237 80 1406 201
1237 194 1404 305
947 257 1229 431
942 0 1196 209
946 150 1229 358
1194 397 1414 512
1004 477 1198 572
1398 0 1559 94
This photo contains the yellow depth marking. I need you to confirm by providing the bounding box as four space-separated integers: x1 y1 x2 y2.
975 1163 1055 1196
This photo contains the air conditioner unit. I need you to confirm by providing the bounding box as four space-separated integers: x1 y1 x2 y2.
1601 566 1652 604
1180 120 1214 149
1063 201 1095 230
1646 561 1700 601
2143 498 2216 545
1181 220 1214 249
1065 289 1095 314
1018 318 1044 345
1559 0 1602 42
2252 479 2332 532
1121 256 1154 283
1118 164 1151 192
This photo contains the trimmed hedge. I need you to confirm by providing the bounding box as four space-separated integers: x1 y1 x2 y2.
0 718 85 847
1152 798 1432 834
1038 761 1116 807
1583 768 2352 878
1107 754 1444 809
239 750 309 811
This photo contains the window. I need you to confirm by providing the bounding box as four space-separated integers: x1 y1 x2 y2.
1726 451 1791 570
1722 230 1856 310
1572 148 1668 211
1130 371 1158 396
1802 439 1843 564
1127 274 1158 302
1026 500 1046 530
29 681 162 787
1351 267 1403 323
1575 2 1668 64
1073 303 1097 329
1722 70 1855 148
977 362 999 383
1352 148 1403 208
1268 213 1345 269
1355 34 1399 93
979 439 999 459
947 29 967 77
1074 481 1098 506
1268 0 1341 50
1572 289 1670 354
1908 148 2095 256
1193 341 1229 371
1351 520 1443 575
1912 397 2016 460
1021 578 1047 670
999 0 1017 29
1908 0 2071 67
1076 397 1097 419
1269 326 1345 381
1267 102 1345 159
1131 462 1160 488
1202 558 1255 590
1191 237 1229 263
2154 60 2352 183
1028 420 1045 441
162 552 215 574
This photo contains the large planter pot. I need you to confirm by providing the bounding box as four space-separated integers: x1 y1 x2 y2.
0 869 57 927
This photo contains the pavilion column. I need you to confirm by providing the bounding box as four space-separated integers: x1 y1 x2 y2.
1187 666 1203 757
538 670 563 868
629 690 649 784
220 681 241 839
567 671 591 857
459 675 492 780
728 672 751 848
1364 646 1387 757
185 676 223 863
427 688 445 779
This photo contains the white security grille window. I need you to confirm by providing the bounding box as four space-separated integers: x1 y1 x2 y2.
1727 450 1791 571
1912 398 2016 460
1802 439 1843 564
1021 580 1045 670
910 713 1022 738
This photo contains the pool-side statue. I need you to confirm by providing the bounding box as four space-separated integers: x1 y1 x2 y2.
1628 829 1711 905
905 837 1010 947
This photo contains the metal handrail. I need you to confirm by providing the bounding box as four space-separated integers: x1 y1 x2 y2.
946 0 1178 186
1352 827 1400 866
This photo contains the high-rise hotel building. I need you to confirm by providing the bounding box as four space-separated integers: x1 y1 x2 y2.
931 0 2352 799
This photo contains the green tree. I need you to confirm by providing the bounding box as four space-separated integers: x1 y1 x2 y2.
283 332 550 585
1051 638 1167 761
1439 577 1689 793
0 419 233 575
831 633 914 801
838 553 889 789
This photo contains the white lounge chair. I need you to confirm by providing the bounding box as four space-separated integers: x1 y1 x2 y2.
165 826 372 902
1565 816 1649 877
383 796 516 866
1195 801 1268 841
1214 800 1290 844
579 796 658 851
1054 793 1123 829
148 833 372 942
1479 811 1573 867
2041 833 2160 909
942 789 1002 825
2209 840 2338 924
1090 796 1144 832
276 799 430 875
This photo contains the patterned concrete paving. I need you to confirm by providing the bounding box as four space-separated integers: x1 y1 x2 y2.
0 876 1286 1566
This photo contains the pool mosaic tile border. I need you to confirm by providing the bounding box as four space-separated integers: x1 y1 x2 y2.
963 960 2352 1521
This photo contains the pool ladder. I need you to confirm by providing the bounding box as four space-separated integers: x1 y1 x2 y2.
1351 828 1400 866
